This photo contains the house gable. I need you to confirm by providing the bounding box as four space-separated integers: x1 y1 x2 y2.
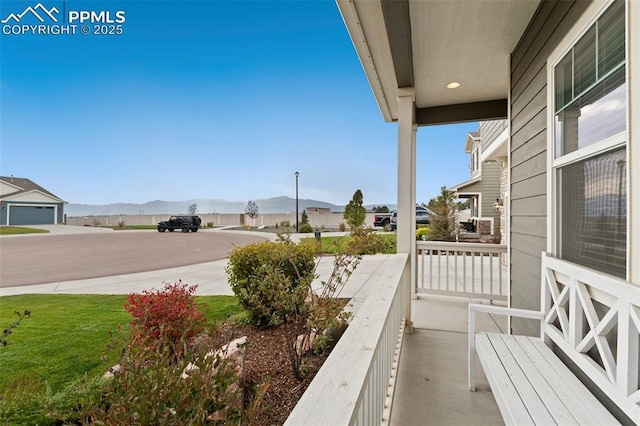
2 190 64 204
0 176 64 202
0 180 23 197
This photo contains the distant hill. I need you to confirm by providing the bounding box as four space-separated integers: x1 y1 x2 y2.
66 197 397 216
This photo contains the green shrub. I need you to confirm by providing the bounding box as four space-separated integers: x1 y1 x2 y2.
298 222 313 233
416 226 431 241
92 326 241 425
338 222 346 232
280 220 291 227
226 241 316 326
0 374 52 425
346 227 392 255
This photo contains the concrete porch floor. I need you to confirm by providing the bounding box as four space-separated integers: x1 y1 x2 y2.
390 295 507 425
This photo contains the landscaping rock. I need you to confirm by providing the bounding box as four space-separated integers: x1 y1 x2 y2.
103 363 122 380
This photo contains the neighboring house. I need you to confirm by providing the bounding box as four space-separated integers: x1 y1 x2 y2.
450 121 507 237
0 176 65 225
337 0 637 421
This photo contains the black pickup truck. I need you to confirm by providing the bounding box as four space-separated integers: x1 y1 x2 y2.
373 213 393 229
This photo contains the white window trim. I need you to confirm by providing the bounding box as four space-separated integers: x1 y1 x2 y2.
630 0 640 283
546 0 630 278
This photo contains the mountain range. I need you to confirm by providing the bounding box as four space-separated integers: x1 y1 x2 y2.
66 196 397 216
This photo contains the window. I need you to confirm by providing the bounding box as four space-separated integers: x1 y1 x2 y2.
471 148 479 174
551 0 627 278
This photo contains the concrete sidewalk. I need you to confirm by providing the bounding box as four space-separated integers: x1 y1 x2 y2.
0 254 392 317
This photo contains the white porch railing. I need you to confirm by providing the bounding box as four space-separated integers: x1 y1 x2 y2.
285 254 408 425
416 241 507 301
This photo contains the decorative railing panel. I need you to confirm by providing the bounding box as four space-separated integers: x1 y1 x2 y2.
542 253 640 423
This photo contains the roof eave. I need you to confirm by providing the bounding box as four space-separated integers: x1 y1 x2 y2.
336 0 395 122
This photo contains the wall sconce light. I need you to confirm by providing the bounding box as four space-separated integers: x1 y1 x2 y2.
493 197 504 212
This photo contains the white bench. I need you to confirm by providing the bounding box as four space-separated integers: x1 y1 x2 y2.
468 305 619 425
468 253 640 425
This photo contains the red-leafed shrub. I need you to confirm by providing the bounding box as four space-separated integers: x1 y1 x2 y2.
124 281 204 346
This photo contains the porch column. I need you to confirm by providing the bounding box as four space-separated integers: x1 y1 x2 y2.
397 87 415 330
411 123 418 301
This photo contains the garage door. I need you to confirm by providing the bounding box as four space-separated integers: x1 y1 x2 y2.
9 206 55 225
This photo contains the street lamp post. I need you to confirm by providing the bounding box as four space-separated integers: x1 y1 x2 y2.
295 171 300 232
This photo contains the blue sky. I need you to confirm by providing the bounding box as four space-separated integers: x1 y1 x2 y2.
0 0 478 207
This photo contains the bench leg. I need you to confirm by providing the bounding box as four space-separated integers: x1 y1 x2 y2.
468 305 476 391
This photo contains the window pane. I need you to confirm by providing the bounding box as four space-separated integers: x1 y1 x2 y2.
555 66 626 157
574 25 596 96
555 53 573 112
598 0 625 76
559 148 626 278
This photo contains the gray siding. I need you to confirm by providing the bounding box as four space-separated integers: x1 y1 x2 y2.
479 162 501 230
480 120 508 152
509 0 592 336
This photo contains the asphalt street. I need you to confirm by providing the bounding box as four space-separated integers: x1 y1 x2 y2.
0 230 267 288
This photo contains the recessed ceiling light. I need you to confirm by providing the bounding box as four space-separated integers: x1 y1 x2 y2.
446 82 461 89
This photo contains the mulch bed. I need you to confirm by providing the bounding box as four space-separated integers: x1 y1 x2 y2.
220 323 327 425
219 298 350 425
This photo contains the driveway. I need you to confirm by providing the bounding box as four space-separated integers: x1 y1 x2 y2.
0 230 267 288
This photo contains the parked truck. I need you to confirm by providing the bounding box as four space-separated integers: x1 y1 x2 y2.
373 213 393 229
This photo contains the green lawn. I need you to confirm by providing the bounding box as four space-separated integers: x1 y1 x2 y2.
0 294 241 391
0 226 49 235
302 234 397 254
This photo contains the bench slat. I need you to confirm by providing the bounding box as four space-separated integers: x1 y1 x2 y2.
485 333 556 425
496 334 586 425
519 336 620 424
475 333 536 425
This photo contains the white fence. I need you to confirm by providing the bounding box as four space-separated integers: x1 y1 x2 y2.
416 241 507 301
285 254 408 425
65 212 382 229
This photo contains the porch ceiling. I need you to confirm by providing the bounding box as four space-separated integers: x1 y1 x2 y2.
336 0 540 125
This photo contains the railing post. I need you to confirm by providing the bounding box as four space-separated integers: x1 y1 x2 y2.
468 305 476 391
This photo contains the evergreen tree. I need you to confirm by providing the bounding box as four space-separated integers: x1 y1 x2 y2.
343 189 366 229
427 187 458 241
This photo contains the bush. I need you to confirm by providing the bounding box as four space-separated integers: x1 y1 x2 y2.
226 241 316 327
298 222 313 233
338 222 346 232
93 325 241 425
416 226 430 241
346 227 392 255
94 284 244 424
206 222 214 228
280 220 291 227
125 281 205 349
0 373 107 425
